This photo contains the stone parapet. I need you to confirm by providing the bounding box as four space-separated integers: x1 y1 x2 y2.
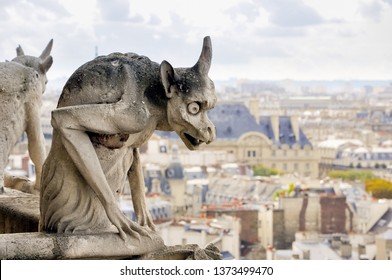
0 188 40 233
0 231 165 259
0 189 221 260
0 231 221 260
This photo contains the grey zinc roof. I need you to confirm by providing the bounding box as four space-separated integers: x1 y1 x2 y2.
368 208 392 235
209 103 262 139
165 162 184 180
208 103 312 148
272 116 312 148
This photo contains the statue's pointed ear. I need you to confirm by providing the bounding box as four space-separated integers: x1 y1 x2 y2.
160 60 179 98
39 56 53 73
39 39 53 59
193 36 212 75
16 45 24 56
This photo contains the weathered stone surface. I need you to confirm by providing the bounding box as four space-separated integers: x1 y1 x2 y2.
0 189 39 233
0 39 53 194
137 243 222 260
39 36 217 254
0 231 165 259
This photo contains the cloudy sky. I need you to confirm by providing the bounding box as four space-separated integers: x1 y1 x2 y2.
1 0 391 81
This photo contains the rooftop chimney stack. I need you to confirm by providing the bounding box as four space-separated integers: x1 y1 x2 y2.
290 115 300 141
271 115 279 142
248 99 260 124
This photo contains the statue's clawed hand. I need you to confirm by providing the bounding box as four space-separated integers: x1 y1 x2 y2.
105 203 150 243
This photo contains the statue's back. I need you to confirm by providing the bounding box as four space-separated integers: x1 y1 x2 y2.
57 53 159 109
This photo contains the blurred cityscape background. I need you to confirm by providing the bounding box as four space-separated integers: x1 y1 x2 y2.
8 77 392 260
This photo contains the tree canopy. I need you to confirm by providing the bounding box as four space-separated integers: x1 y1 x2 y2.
365 179 392 199
253 164 281 177
328 170 376 181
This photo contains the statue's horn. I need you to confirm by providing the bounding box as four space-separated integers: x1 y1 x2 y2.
193 36 212 75
39 39 53 59
16 45 24 57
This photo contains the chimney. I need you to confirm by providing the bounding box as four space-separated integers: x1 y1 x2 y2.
290 115 300 141
340 241 352 259
266 246 276 260
303 250 310 260
358 244 366 256
270 115 279 142
248 99 260 124
299 193 309 231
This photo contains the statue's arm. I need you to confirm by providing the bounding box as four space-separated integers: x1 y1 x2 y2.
51 100 149 241
52 98 149 134
25 101 46 191
127 148 156 231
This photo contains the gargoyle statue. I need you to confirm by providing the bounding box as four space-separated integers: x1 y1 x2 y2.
40 37 216 246
0 40 53 194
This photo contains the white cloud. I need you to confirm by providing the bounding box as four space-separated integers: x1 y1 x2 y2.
255 0 324 27
358 0 383 21
96 0 130 21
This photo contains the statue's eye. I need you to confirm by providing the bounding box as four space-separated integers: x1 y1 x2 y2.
187 102 200 115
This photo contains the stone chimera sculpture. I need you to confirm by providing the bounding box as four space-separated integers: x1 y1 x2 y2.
40 37 217 252
0 40 53 194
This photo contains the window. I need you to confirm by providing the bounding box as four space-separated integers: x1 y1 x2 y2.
159 145 167 153
294 163 298 170
247 150 256 158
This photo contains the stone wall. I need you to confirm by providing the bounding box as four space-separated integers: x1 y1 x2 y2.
0 189 39 233
0 188 221 260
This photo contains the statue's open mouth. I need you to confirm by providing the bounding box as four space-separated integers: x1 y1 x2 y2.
182 132 204 149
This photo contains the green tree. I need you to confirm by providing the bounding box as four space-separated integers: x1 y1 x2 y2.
253 164 281 177
328 170 375 181
366 179 392 199
288 183 296 196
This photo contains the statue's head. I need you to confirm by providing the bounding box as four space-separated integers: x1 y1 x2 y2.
11 39 53 93
160 36 217 150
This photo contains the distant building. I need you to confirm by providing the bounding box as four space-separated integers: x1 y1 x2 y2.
375 229 392 260
320 196 351 234
203 204 259 257
206 174 279 205
259 208 286 250
160 216 241 259
318 138 392 171
259 192 353 250
280 95 333 110
164 146 187 215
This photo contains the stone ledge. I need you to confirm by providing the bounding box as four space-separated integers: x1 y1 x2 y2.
0 188 40 233
0 232 221 260
0 188 222 260
138 243 222 260
0 231 165 259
